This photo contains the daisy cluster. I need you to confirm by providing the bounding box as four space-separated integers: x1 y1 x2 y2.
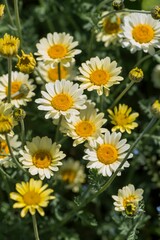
0 1 159 239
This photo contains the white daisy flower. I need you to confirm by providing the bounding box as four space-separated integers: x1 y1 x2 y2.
19 136 66 180
61 101 107 146
77 56 123 96
58 158 86 192
96 12 122 47
119 13 160 55
35 62 72 84
83 130 133 177
0 134 21 168
35 80 87 122
112 184 144 214
35 32 81 67
0 71 36 108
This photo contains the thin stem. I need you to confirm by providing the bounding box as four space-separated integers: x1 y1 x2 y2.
20 119 25 148
47 117 157 230
0 167 12 180
32 214 40 240
100 92 104 112
101 9 150 19
55 116 62 142
7 57 12 103
5 133 26 172
58 62 61 80
4 0 15 28
14 0 22 44
109 81 134 109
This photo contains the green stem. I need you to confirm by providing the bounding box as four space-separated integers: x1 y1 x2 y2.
20 119 25 148
32 214 40 240
14 0 22 44
55 116 62 142
5 133 26 172
100 93 104 112
101 9 150 19
109 81 134 109
7 57 12 103
0 167 12 180
135 49 160 67
58 62 61 80
4 0 15 28
48 117 157 230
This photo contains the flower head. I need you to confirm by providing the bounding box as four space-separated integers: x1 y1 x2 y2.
151 99 160 118
35 62 71 84
35 32 81 67
96 12 122 47
112 184 144 215
0 4 5 17
77 56 123 96
128 67 144 83
61 101 107 146
0 134 21 168
83 130 132 177
36 80 87 121
0 71 36 108
16 50 36 74
0 33 20 57
19 136 66 180
58 158 86 192
108 104 139 134
119 13 160 54
151 5 160 20
10 178 55 217
0 102 15 134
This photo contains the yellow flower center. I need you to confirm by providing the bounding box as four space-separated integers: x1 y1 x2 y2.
103 16 121 34
97 144 118 164
123 195 137 208
32 151 52 168
48 66 68 82
115 113 129 125
48 44 67 59
132 24 154 43
90 69 110 85
23 191 40 205
51 93 73 111
75 120 95 137
0 114 13 134
61 170 76 183
6 81 23 99
0 140 9 158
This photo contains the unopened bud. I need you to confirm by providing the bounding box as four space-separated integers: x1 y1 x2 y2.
129 67 144 83
125 202 138 217
112 0 124 10
151 100 160 118
151 5 160 20
13 108 26 121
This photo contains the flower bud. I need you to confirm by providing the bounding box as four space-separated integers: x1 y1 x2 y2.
13 108 26 121
16 50 36 74
112 0 124 10
128 67 144 83
151 5 160 20
151 100 160 118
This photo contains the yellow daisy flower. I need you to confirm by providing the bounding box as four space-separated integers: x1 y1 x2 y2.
96 12 122 47
61 101 107 146
35 32 81 67
119 13 160 54
58 158 86 192
16 50 36 74
0 33 20 57
35 62 71 84
36 80 87 121
19 136 66 180
0 71 36 108
0 102 15 134
108 104 139 134
151 99 160 118
0 4 5 17
112 184 144 215
77 56 123 96
84 130 133 177
10 178 55 217
0 134 21 168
